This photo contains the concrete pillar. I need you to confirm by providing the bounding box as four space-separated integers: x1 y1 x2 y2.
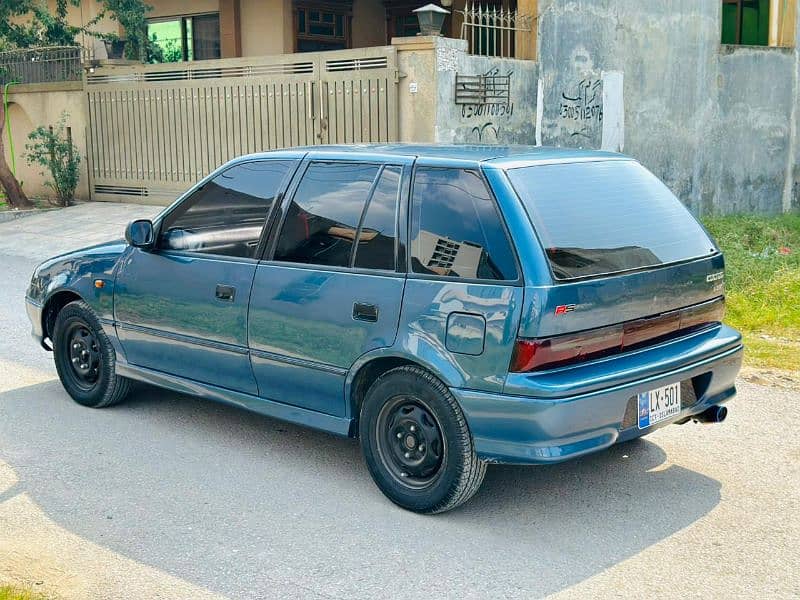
392 36 439 143
220 0 242 58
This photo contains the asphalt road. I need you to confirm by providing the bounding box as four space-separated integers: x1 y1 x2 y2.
0 207 798 599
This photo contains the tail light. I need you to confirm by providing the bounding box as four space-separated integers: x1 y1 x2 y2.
510 297 725 373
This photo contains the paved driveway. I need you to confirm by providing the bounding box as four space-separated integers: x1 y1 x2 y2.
0 204 798 599
0 202 160 260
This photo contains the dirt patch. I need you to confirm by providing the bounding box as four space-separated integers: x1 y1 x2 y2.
739 366 800 391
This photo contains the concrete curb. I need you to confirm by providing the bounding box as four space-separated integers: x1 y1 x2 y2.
0 208 60 224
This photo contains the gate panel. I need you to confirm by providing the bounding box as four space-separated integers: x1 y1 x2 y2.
86 48 398 204
320 47 399 147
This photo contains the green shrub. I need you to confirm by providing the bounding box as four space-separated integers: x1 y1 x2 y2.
24 112 80 207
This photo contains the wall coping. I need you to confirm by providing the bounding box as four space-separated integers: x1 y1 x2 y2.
391 36 440 51
6 80 84 94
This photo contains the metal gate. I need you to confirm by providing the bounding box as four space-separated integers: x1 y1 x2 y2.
85 46 399 203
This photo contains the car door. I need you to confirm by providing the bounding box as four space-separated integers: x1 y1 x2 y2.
114 159 298 394
248 156 410 416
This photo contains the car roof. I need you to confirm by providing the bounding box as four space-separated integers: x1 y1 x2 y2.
237 144 628 168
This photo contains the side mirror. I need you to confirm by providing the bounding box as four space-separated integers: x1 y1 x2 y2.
125 219 155 249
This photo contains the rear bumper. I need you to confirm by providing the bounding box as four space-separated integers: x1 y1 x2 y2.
453 325 743 465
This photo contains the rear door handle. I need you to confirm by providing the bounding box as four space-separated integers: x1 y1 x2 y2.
353 302 378 322
216 284 236 302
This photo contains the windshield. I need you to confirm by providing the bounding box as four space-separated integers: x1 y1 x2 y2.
506 160 717 280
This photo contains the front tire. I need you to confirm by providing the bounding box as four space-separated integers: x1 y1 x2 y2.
360 366 486 514
52 300 130 408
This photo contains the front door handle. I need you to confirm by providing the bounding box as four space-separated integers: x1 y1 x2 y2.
353 302 378 322
216 284 236 302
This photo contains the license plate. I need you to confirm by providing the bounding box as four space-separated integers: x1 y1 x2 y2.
637 382 681 429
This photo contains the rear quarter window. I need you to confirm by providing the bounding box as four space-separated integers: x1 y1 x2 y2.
506 160 717 280
410 167 518 281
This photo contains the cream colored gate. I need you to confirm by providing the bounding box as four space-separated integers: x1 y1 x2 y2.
85 47 399 204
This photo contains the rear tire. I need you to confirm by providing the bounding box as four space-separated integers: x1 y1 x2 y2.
359 366 486 514
52 300 130 408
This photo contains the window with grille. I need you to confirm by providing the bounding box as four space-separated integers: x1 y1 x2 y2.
295 3 351 52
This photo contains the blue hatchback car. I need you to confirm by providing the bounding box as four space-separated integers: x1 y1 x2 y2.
26 145 743 513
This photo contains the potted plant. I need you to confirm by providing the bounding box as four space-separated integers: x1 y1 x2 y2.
104 37 127 59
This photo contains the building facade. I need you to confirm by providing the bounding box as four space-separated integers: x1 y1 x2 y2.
2 0 799 214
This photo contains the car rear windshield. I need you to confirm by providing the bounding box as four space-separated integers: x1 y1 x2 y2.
506 160 717 280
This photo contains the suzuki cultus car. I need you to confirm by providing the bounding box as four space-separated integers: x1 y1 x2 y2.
26 145 743 513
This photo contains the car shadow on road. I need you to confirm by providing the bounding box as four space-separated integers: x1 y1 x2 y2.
0 380 722 599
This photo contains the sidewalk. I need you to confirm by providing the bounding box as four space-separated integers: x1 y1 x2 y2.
0 202 161 261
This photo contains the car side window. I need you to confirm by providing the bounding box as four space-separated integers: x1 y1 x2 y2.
158 160 294 259
410 167 518 281
273 162 381 268
352 165 401 271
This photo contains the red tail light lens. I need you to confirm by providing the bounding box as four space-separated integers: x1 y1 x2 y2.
510 297 725 373
680 296 726 329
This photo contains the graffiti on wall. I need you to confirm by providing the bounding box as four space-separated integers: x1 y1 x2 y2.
455 67 515 143
469 121 501 142
559 78 603 139
455 67 514 119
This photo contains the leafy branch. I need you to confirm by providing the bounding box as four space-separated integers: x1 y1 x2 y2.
0 0 155 61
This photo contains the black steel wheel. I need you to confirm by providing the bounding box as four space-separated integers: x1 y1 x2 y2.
360 365 486 514
63 321 102 390
53 300 130 408
375 396 445 489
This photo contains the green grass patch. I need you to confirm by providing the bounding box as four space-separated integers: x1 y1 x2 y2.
0 585 47 600
703 213 800 371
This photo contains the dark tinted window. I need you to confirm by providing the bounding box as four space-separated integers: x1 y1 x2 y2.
274 162 380 267
506 160 717 280
159 160 293 258
353 165 401 271
410 168 517 281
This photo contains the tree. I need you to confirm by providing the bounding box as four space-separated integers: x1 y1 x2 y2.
0 1 154 59
0 1 153 207
0 1 88 209
101 0 155 62
0 1 103 49
0 100 34 209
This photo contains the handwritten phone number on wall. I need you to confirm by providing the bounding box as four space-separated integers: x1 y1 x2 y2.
461 103 515 119
559 102 603 122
